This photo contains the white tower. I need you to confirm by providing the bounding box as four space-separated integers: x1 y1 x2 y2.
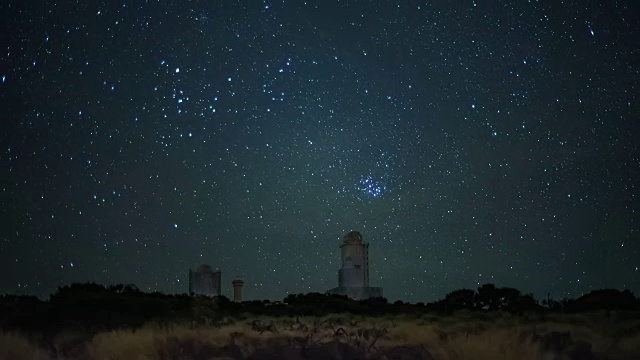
338 231 370 288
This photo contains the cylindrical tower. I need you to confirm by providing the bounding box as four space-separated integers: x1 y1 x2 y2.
338 231 369 288
232 277 244 303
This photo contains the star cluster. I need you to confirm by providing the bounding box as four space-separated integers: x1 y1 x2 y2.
0 0 639 302
359 176 386 198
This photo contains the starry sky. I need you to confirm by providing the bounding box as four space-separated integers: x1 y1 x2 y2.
1 0 639 303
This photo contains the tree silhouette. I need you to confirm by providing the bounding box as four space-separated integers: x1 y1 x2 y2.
570 289 637 312
444 289 476 311
476 284 501 310
496 287 521 311
2 281 639 333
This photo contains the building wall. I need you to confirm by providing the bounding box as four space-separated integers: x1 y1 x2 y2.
232 279 244 303
327 231 381 300
364 243 369 287
339 238 369 288
326 286 383 300
189 266 221 296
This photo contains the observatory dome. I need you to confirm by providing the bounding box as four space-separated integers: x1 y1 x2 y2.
343 231 363 244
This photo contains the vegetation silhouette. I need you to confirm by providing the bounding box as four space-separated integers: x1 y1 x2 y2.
1 283 639 360
1 282 638 334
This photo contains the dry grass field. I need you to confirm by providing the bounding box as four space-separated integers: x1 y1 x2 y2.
2 311 639 360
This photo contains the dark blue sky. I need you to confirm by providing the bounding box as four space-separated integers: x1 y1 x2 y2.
1 0 639 302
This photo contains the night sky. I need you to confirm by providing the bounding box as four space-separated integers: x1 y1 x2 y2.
1 0 639 303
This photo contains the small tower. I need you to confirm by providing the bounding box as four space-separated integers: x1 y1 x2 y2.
232 277 244 303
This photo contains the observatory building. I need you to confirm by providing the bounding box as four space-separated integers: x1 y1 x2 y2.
188 264 221 297
325 231 383 300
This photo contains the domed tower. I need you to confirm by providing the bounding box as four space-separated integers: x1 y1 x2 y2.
325 231 383 300
188 264 221 296
338 231 369 288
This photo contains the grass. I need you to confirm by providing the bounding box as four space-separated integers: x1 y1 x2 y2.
0 331 50 360
1 311 638 359
430 328 547 360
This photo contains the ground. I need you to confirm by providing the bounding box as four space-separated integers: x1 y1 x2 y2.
2 311 639 359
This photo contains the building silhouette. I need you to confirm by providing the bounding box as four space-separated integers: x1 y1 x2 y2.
188 264 221 297
325 231 383 300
